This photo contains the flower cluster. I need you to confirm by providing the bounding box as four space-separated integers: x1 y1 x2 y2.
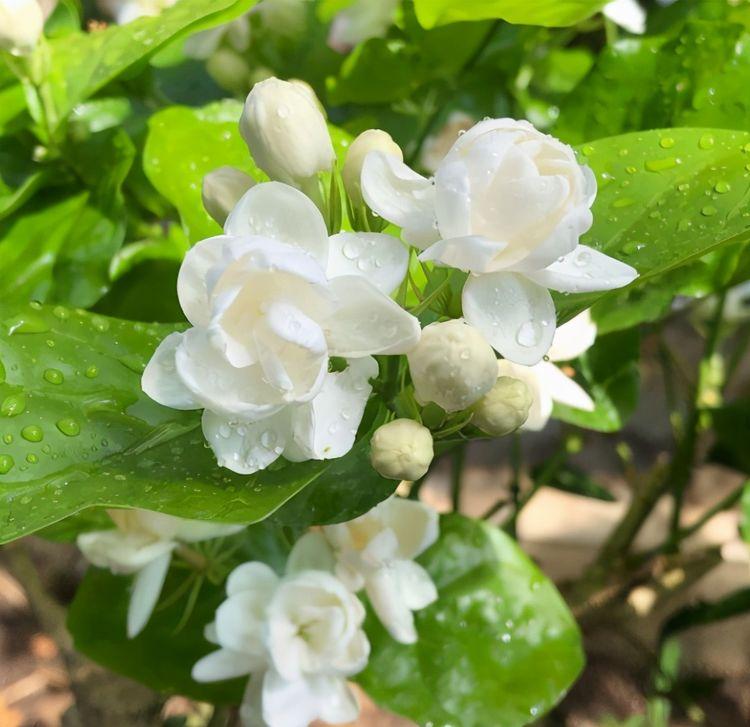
141 76 637 479
192 496 438 727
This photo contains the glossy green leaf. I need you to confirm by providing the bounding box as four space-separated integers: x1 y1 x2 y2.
558 128 750 323
358 514 584 726
45 0 256 128
553 328 640 432
414 0 606 29
0 302 394 543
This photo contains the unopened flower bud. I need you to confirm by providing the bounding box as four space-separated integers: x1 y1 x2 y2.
343 129 402 207
240 77 334 188
370 419 434 481
206 49 251 95
0 0 44 55
201 166 255 225
471 376 532 436
408 320 497 413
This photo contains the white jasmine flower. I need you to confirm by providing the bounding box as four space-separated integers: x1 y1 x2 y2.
240 78 334 192
471 375 532 436
327 0 399 54
202 166 255 225
343 129 402 208
407 319 498 412
496 310 597 431
0 0 45 55
193 560 368 727
293 496 439 644
370 418 434 481
77 509 243 638
361 118 638 365
142 181 418 474
603 0 646 34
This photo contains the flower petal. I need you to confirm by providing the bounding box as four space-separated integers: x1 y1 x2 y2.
418 235 509 274
380 496 439 559
215 590 273 655
324 276 421 357
286 532 336 575
226 561 280 597
396 560 438 611
525 245 638 293
202 410 289 475
548 310 597 362
77 530 175 573
537 360 595 412
496 359 552 431
262 671 359 727
141 332 200 410
127 551 172 638
366 565 418 644
327 232 409 293
224 182 329 268
287 357 378 461
462 272 556 365
361 151 438 248
170 519 245 543
191 648 259 682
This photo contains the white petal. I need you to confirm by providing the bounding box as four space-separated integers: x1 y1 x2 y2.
361 151 439 248
226 561 280 597
141 332 200 410
537 361 595 412
496 359 552 431
262 671 359 727
202 410 289 475
366 566 418 644
548 309 597 362
191 648 259 682
324 276 421 357
177 235 232 327
287 357 378 461
379 496 439 560
215 591 273 655
462 272 556 365
525 245 638 293
77 530 175 573
175 328 285 419
224 182 329 268
603 0 646 33
396 560 438 611
286 532 336 575
239 672 266 727
418 235 509 274
127 551 171 638
327 232 409 293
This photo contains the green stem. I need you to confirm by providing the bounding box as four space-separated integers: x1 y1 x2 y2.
450 446 466 512
503 434 523 537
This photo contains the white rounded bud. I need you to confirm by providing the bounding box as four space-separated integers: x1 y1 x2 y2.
343 129 402 206
0 0 44 55
472 376 532 436
370 419 434 481
407 320 497 412
239 77 335 188
201 166 255 225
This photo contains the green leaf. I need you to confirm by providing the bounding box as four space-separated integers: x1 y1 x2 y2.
358 514 584 727
537 464 616 502
661 587 750 639
143 100 261 243
553 328 640 432
45 0 257 129
709 401 750 476
0 302 394 543
414 0 606 29
558 128 750 323
742 481 750 544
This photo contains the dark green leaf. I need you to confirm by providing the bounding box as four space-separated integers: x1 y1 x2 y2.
538 464 616 502
662 587 750 639
358 514 584 727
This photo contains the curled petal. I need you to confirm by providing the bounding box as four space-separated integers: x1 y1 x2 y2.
325 276 421 357
202 410 289 475
537 361 595 412
496 359 552 431
141 332 200 410
462 272 556 365
379 496 439 560
361 151 438 248
548 310 597 362
419 235 509 274
327 232 408 294
287 357 378 462
224 182 329 268
127 551 172 638
192 647 260 683
77 530 175 574
227 561 280 597
525 244 638 293
286 532 336 575
215 590 273 656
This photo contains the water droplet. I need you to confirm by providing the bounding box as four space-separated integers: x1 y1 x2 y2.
85 365 99 379
43 368 64 385
659 137 675 149
701 205 718 217
26 453 38 464
0 455 14 474
516 321 542 348
260 430 277 448
625 165 637 174
698 133 715 149
56 418 80 437
574 250 591 267
21 425 43 442
645 157 678 172
1 393 26 417
581 144 595 157
52 306 69 320
714 180 731 194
